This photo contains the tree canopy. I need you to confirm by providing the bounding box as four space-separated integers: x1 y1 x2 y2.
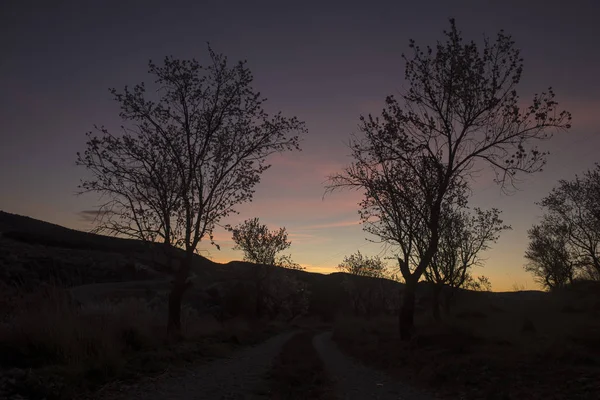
327 19 571 339
77 46 306 334
229 217 302 269
525 164 600 288
337 251 390 278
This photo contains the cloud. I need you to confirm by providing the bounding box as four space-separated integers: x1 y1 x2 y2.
562 98 600 131
296 220 361 230
207 231 235 243
263 152 348 190
78 209 113 222
234 192 362 222
287 232 321 245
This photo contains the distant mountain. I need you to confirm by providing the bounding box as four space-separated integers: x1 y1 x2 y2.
0 210 159 253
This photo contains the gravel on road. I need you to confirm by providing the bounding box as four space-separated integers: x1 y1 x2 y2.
95 331 298 400
313 332 436 400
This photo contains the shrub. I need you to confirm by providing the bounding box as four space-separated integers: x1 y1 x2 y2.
0 287 163 369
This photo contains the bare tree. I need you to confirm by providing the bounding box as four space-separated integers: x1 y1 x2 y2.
338 251 394 317
230 217 301 268
76 47 305 337
337 251 389 278
326 19 571 339
464 275 492 292
425 206 509 320
525 221 576 290
525 164 600 287
229 217 303 316
537 165 600 279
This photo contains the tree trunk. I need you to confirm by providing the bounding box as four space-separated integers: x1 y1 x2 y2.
167 282 185 339
592 255 600 278
443 286 456 314
399 279 417 340
432 284 442 321
167 254 193 340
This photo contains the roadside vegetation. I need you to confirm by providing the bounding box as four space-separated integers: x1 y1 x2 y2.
333 281 600 399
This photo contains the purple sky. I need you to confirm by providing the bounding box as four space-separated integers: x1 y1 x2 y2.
2 0 599 290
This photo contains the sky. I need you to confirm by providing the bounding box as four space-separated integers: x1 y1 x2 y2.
1 0 599 291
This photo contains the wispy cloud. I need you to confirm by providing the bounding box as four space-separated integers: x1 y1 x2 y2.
234 192 362 222
296 220 361 230
78 209 113 222
287 232 320 245
264 153 348 189
562 98 600 131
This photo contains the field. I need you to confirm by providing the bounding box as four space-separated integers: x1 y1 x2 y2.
333 283 600 399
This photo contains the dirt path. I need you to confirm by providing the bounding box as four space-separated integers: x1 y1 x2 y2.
86 330 435 400
95 331 298 400
313 332 436 400
267 331 336 399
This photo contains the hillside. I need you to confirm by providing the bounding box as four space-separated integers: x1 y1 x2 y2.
0 211 401 317
0 210 553 315
2 211 599 399
0 210 225 286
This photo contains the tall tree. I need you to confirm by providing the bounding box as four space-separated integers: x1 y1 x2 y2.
326 19 571 339
77 47 306 336
425 206 509 320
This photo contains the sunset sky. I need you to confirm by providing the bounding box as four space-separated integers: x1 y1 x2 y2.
1 0 599 291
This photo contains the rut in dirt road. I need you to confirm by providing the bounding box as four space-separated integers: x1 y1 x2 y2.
313 332 436 400
267 330 336 399
98 331 298 400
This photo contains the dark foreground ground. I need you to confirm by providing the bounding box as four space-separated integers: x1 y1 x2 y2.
1 211 599 399
332 284 600 399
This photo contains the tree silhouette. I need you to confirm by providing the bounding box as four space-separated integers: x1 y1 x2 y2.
230 217 301 268
338 251 395 317
337 251 389 278
327 19 571 339
425 205 509 319
77 46 305 337
525 221 576 290
229 217 303 316
526 164 600 286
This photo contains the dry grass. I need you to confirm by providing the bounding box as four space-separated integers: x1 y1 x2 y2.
333 288 600 399
0 285 287 399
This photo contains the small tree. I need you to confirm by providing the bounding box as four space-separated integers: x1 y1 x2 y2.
262 270 310 321
337 251 389 278
229 217 303 316
525 221 576 290
425 206 509 319
77 47 306 336
337 251 393 316
230 217 301 268
327 19 570 339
